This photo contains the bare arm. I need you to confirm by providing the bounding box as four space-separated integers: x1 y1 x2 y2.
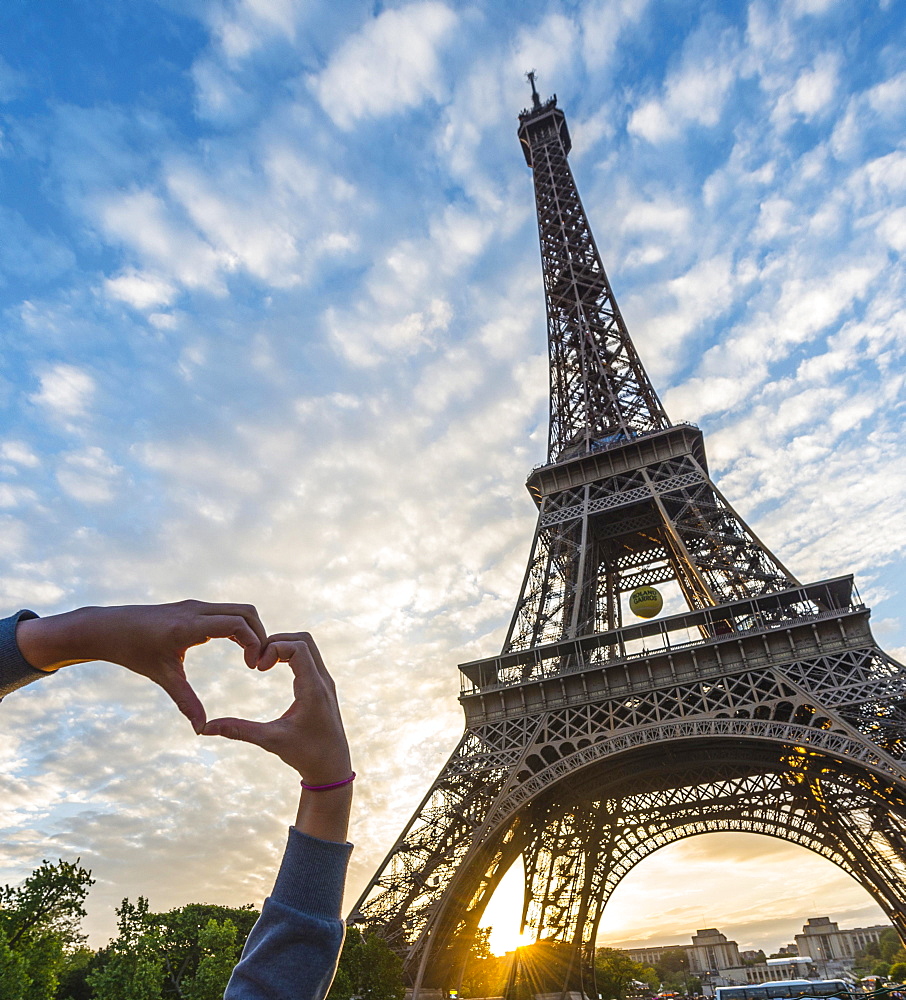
15 600 267 733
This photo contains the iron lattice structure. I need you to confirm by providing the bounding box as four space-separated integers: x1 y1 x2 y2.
350 84 906 996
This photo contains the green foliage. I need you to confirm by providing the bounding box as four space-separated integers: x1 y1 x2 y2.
879 929 905 964
888 962 906 983
0 926 31 1000
0 858 94 1000
88 897 164 1000
653 946 691 992
594 946 655 1000
456 927 509 999
654 947 688 977
54 945 96 1000
0 860 94 953
153 902 256 997
182 918 239 1000
88 897 258 1000
859 930 906 968
327 928 405 1000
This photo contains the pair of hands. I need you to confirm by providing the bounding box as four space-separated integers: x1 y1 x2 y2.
16 600 351 788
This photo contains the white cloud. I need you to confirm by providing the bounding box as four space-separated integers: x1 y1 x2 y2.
773 51 839 125
325 201 501 366
752 197 796 243
29 364 96 420
866 70 906 117
56 447 122 504
91 135 359 296
0 484 36 508
0 442 40 468
191 57 254 122
0 55 25 102
0 577 66 609
311 2 457 129
789 0 838 14
327 296 453 367
628 27 741 142
210 0 298 61
105 269 178 310
580 0 650 70
511 13 580 92
98 189 225 293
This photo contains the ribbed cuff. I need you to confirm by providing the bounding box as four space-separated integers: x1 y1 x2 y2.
0 610 43 698
270 827 353 919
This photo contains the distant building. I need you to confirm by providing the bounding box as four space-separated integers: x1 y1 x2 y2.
794 917 890 964
688 930 743 974
626 945 678 968
626 929 742 973
621 917 893 989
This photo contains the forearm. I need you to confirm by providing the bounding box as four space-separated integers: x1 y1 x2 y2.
294 784 353 843
15 607 107 671
0 610 43 697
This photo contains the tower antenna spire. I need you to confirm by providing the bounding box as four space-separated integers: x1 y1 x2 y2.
526 69 541 110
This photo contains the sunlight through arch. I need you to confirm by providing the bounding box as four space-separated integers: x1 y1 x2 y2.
480 854 536 956
594 832 889 952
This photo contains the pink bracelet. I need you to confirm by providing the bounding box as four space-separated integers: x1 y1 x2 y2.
300 771 356 791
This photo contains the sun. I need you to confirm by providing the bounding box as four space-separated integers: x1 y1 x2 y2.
488 927 535 955
479 857 536 956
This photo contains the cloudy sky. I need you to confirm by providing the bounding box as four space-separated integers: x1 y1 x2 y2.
1 0 905 958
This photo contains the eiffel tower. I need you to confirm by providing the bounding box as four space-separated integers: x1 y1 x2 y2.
350 78 906 996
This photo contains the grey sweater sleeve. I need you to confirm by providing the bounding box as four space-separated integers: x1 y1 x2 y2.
0 610 43 698
225 827 353 1000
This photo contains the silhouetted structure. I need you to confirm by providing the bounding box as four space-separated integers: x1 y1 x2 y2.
350 83 906 998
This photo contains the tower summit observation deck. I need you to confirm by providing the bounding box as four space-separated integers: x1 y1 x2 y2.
350 80 906 998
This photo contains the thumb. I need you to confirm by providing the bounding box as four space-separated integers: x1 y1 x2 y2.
201 717 270 746
156 672 206 735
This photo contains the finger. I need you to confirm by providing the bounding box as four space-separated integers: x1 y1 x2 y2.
156 672 206 735
195 603 268 658
201 717 271 746
189 615 264 668
263 632 327 676
259 640 321 684
257 636 309 672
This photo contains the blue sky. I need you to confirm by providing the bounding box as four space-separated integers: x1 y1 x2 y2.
1 0 905 955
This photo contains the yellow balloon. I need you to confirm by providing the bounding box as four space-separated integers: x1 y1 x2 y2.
629 586 663 619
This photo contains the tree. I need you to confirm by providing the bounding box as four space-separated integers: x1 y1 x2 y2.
328 928 405 1000
182 918 239 1000
889 962 906 984
88 897 164 1000
153 902 257 997
654 947 690 993
594 947 655 1000
879 928 906 965
0 860 94 953
89 897 259 1000
0 928 30 1000
54 945 95 1000
0 859 94 1000
458 928 509 999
